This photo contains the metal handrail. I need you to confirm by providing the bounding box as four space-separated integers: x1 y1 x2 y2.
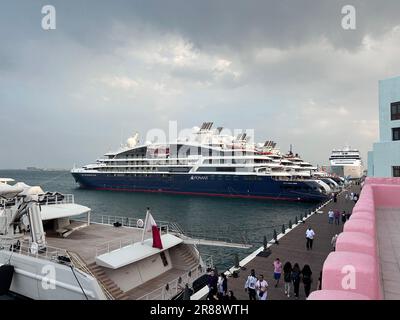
137 254 214 300
42 194 75 206
67 250 115 300
0 240 71 265
95 237 137 257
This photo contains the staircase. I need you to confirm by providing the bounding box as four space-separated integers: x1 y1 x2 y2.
86 262 130 300
67 250 129 300
171 244 200 270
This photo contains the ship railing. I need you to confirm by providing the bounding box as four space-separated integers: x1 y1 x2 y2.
0 240 71 265
86 214 187 236
136 255 213 300
67 250 115 300
40 194 75 206
95 237 137 257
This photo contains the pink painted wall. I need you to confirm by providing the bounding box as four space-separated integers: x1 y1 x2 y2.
309 178 400 300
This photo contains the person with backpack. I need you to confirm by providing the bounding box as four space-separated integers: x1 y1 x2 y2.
283 261 293 298
244 269 257 300
301 264 313 298
291 263 301 299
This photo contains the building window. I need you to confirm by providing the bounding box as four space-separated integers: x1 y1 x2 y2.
393 128 400 141
393 166 400 177
391 102 400 120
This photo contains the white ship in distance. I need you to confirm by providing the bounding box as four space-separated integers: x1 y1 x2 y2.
329 146 364 179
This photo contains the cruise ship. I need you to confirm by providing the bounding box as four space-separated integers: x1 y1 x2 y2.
71 123 331 202
329 146 364 179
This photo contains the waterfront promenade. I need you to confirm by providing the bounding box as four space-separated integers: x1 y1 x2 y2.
227 185 360 300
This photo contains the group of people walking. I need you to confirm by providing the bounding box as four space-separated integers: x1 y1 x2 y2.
328 209 350 225
345 191 359 203
206 269 237 300
244 259 314 300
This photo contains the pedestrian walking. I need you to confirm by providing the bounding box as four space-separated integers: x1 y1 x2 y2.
283 261 293 298
331 234 338 251
341 211 347 224
333 193 337 203
207 269 218 300
328 209 334 224
244 269 257 300
255 275 268 300
334 210 340 225
301 265 313 298
217 273 227 300
306 227 315 250
350 192 354 201
291 263 301 299
273 258 282 287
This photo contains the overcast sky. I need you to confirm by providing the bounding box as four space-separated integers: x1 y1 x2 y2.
1 0 399 169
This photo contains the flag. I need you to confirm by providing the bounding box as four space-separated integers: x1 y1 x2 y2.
145 212 163 250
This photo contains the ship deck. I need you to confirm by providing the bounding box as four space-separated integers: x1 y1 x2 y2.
45 223 152 265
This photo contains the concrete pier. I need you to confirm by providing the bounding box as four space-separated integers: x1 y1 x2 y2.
226 185 360 300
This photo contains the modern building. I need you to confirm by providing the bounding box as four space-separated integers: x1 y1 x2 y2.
368 76 400 177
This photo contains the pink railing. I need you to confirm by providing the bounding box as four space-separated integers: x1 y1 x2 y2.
309 178 400 300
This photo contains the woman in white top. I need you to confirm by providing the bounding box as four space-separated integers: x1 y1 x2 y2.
255 275 268 300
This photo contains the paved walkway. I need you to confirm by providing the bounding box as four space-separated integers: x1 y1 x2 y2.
227 186 360 300
377 207 400 299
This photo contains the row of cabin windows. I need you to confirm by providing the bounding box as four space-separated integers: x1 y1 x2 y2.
281 185 318 191
104 173 264 181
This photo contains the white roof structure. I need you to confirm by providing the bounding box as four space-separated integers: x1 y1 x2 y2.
40 203 91 221
15 182 45 196
0 184 24 199
95 234 183 269
0 178 15 184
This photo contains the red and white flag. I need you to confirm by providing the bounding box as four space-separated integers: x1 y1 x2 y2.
145 212 163 250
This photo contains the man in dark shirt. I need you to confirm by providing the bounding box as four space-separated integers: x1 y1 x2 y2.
207 269 218 300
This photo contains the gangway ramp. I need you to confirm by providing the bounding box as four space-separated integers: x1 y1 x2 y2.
173 233 252 249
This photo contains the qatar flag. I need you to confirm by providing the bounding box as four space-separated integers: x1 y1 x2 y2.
146 213 163 250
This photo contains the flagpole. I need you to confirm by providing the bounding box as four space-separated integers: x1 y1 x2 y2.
141 207 150 244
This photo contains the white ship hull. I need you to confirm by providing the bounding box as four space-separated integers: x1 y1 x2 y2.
0 250 106 300
329 164 364 179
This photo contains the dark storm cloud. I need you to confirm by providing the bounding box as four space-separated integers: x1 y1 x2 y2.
0 0 399 168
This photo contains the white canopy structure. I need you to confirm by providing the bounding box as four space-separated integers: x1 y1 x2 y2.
95 234 183 269
0 183 24 199
40 203 91 221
